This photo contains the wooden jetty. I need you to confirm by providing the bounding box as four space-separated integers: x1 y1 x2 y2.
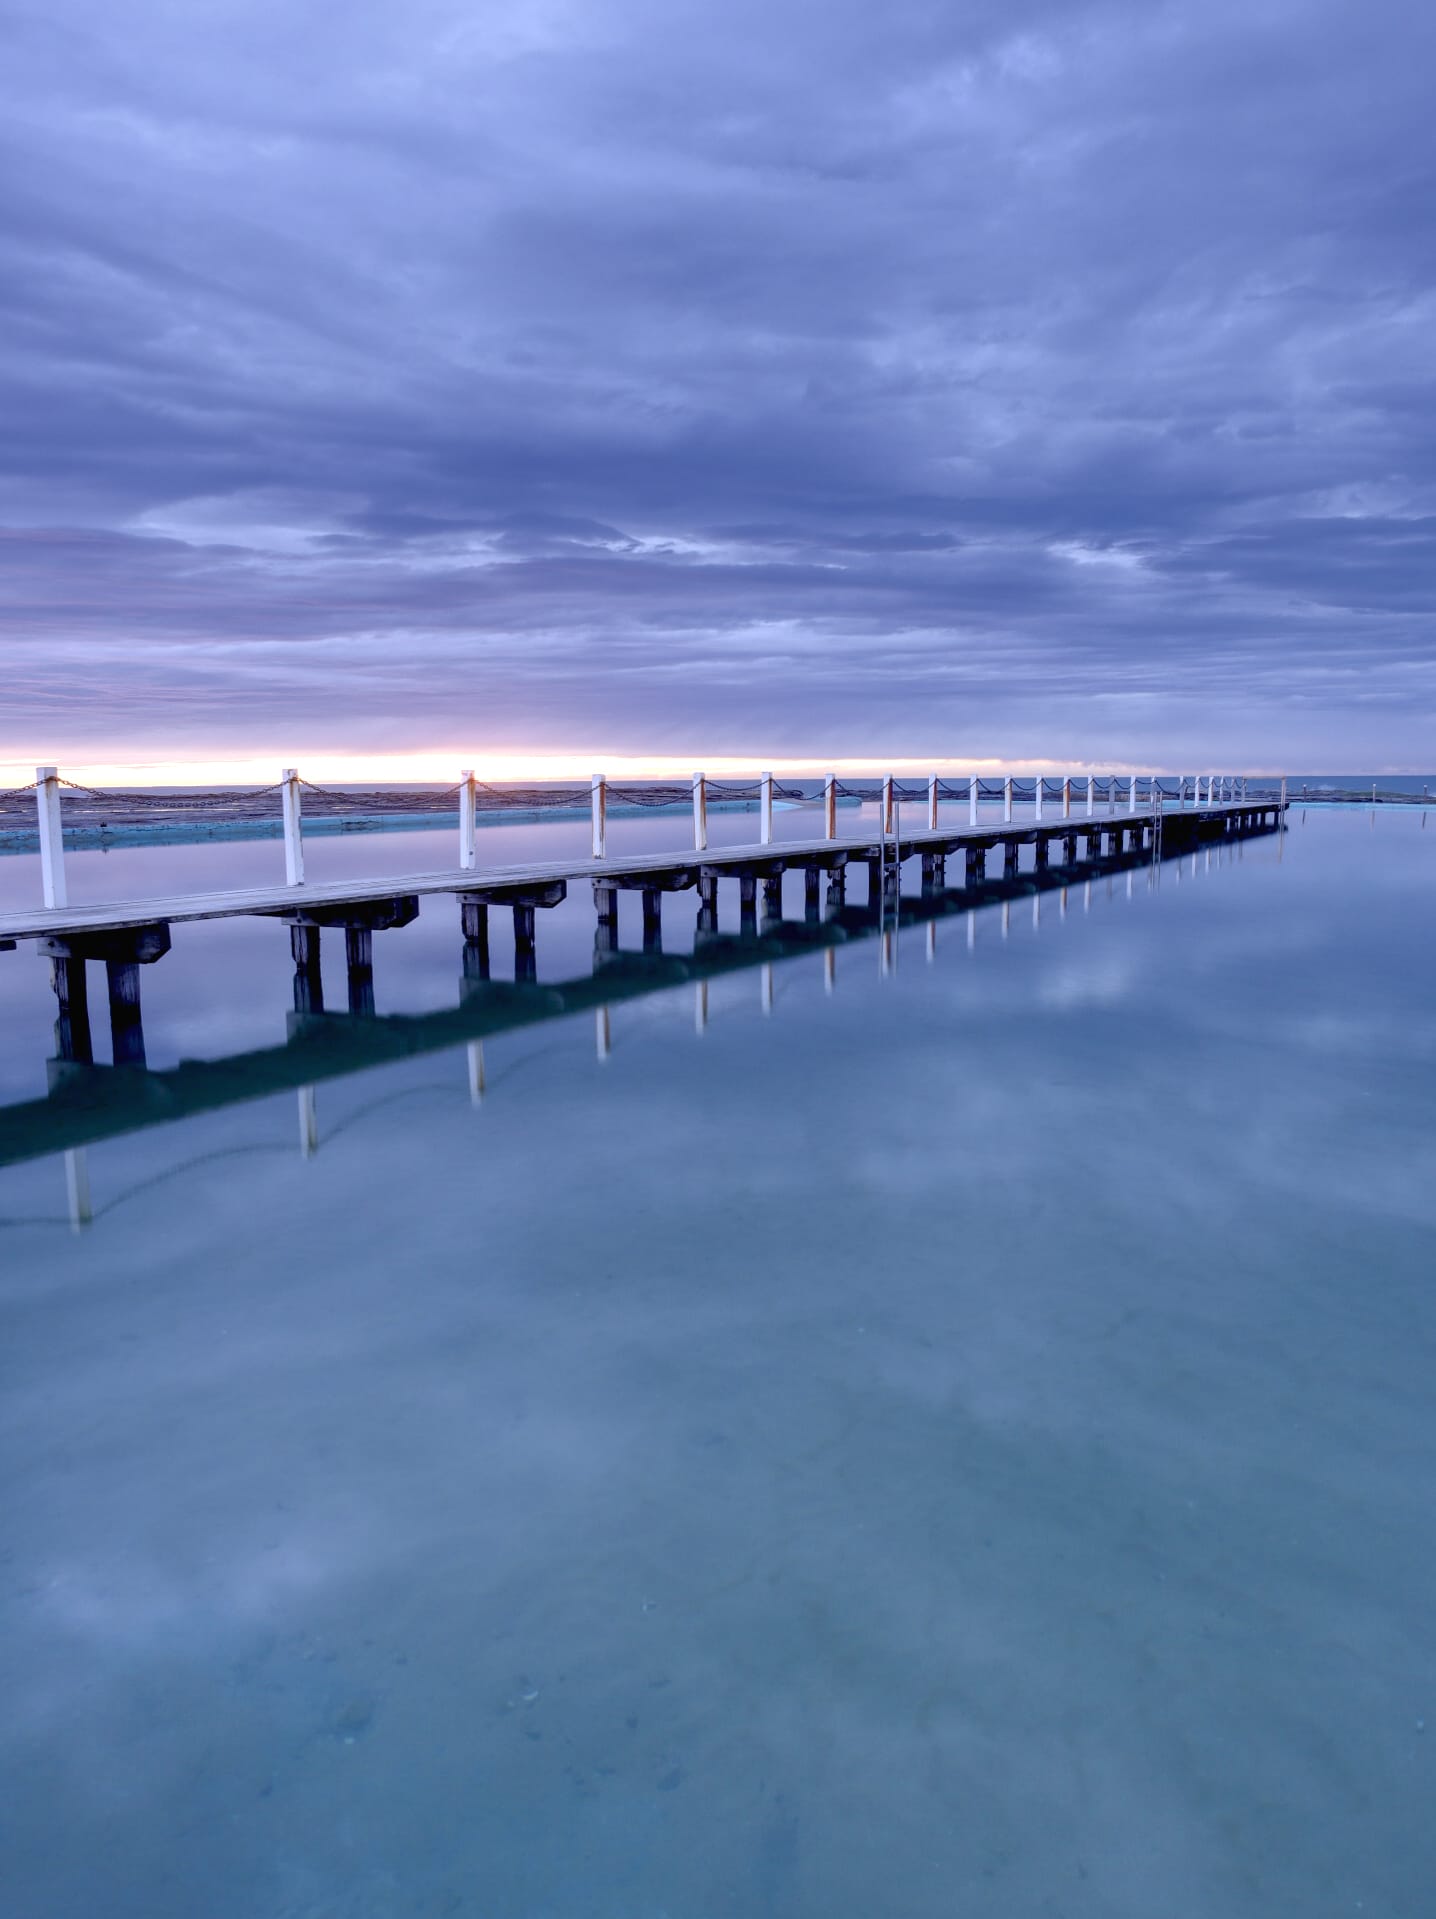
0 773 1284 1078
0 808 1284 1175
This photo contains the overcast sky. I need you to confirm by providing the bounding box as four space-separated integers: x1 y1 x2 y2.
2 0 1433 771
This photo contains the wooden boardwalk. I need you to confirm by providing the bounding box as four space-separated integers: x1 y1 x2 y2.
0 813 1281 1173
0 800 1271 943
0 797 1284 1077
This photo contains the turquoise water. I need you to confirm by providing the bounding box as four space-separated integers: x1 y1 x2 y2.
0 807 1432 1917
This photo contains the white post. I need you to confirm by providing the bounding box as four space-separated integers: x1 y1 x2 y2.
1062 775 1071 819
1003 776 1013 823
467 1040 485 1105
1085 775 1095 818
692 771 707 852
35 765 67 909
1107 776 1116 817
928 774 939 832
761 963 774 1014
694 978 709 1034
823 946 836 995
282 767 304 886
459 768 477 870
596 1005 611 1059
969 776 978 827
760 770 774 845
881 774 894 835
824 774 837 840
1128 774 1137 813
1280 775 1288 812
591 773 607 859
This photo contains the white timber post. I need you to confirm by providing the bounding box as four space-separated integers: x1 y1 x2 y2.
760 770 774 845
928 774 939 832
1280 775 1288 813
282 767 305 886
1085 775 1095 818
459 768 477 870
591 773 607 859
35 765 67 909
1062 775 1072 819
824 773 837 839
1003 776 1013 823
881 774 894 835
969 776 978 826
1128 774 1137 813
1034 775 1044 821
692 771 707 852
1107 775 1116 816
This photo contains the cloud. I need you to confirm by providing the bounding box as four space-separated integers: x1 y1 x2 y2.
1 0 1433 764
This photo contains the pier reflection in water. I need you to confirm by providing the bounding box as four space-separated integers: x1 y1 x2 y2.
0 808 1433 1919
2 815 1274 1184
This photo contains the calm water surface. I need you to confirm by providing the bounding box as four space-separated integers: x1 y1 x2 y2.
0 808 1432 1917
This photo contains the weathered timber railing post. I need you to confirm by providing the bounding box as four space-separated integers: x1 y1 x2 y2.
692 771 707 852
1280 775 1287 813
459 768 477 869
928 775 939 831
1128 774 1137 813
282 767 305 886
35 765 67 909
824 774 837 839
1107 775 1116 816
1034 775 1044 821
1085 775 1095 818
881 774 894 835
760 770 774 845
1003 776 1013 823
969 776 978 826
1062 775 1072 819
591 773 607 859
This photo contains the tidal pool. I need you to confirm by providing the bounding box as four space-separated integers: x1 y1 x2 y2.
0 806 1432 1917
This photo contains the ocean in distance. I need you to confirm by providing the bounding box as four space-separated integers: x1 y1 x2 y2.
0 799 1432 1917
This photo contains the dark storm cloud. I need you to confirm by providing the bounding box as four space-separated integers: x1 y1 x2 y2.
1 0 1433 763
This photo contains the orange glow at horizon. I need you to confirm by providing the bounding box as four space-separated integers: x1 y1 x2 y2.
0 749 1146 786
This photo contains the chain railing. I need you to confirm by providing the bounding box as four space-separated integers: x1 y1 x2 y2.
7 763 1413 916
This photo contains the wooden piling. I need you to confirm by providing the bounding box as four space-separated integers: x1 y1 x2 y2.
106 958 146 1067
345 924 375 1017
290 921 325 1014
50 954 92 1064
